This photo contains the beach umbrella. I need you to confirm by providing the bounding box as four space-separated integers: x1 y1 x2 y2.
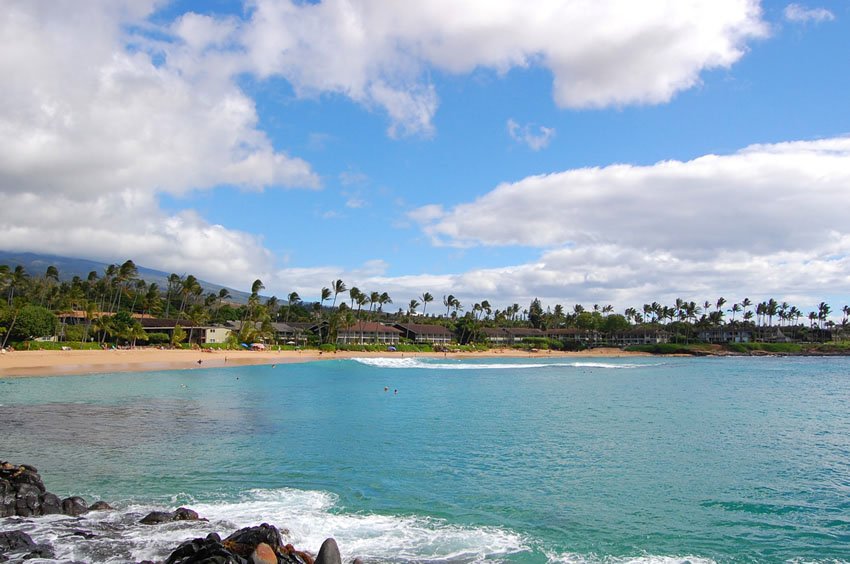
240 343 249 348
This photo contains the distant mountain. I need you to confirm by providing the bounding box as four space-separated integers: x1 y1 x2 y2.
0 251 251 304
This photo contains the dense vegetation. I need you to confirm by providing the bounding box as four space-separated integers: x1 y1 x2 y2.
1 260 847 351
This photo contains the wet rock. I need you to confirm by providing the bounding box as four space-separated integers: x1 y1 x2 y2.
164 535 248 564
0 530 54 561
0 480 16 517
222 524 284 558
141 507 205 525
14 483 41 517
0 462 92 518
89 500 113 511
62 496 89 516
0 530 35 552
140 510 176 525
315 538 342 564
174 507 201 521
40 492 62 515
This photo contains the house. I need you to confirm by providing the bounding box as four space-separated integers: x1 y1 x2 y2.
393 323 453 345
337 322 402 345
139 318 220 344
203 326 232 344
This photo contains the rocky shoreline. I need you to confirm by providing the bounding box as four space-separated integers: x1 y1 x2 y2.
1 462 348 564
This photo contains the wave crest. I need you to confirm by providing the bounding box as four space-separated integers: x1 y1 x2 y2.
351 357 655 370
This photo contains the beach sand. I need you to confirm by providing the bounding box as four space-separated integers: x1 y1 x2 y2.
0 347 648 378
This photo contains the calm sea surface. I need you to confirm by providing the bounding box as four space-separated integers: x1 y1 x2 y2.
2 356 850 563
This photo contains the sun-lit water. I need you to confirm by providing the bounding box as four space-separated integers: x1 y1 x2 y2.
2 356 850 563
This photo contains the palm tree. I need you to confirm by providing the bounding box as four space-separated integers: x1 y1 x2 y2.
420 292 433 317
7 265 28 305
408 299 420 319
443 295 455 318
331 279 347 309
286 292 300 324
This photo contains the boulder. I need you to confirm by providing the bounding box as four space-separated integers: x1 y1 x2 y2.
89 500 113 511
0 530 54 561
140 511 177 525
141 507 205 525
251 542 277 564
62 496 89 516
14 483 42 517
0 480 15 517
222 524 284 558
315 538 342 564
40 492 63 515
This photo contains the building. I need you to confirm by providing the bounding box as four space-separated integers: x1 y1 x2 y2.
481 327 510 345
337 322 402 345
547 328 601 346
697 327 753 344
504 327 545 343
393 323 453 345
608 327 670 346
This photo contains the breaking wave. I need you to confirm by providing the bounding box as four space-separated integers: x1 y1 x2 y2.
351 358 656 370
2 487 527 563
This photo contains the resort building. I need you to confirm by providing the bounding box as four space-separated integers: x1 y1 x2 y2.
337 322 402 345
481 327 510 345
393 323 454 345
504 327 545 342
697 327 753 344
607 327 670 347
546 328 601 346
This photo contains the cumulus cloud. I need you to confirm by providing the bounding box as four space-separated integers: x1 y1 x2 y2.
507 119 556 150
0 0 318 286
242 0 767 134
783 4 835 23
400 137 850 310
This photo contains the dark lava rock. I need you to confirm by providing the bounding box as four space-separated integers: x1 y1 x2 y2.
89 500 113 511
140 511 176 525
0 480 17 518
141 507 205 525
174 507 201 521
14 483 41 517
163 524 316 564
0 530 54 561
40 492 63 515
62 496 89 516
165 533 248 564
0 462 96 518
0 531 35 552
315 538 342 564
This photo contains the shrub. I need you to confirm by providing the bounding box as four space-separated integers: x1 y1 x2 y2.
147 332 170 345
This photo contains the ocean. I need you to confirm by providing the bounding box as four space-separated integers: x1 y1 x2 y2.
2 356 849 563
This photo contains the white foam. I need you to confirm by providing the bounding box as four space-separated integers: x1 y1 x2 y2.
3 487 528 563
352 357 655 370
546 552 716 564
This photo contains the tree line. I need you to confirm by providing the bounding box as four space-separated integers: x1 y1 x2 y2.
1 260 846 347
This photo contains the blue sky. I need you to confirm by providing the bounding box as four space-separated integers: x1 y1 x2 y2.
2 0 850 315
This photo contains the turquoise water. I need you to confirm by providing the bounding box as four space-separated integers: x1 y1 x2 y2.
2 356 850 563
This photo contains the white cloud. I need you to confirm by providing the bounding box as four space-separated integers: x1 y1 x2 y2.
507 119 556 151
242 0 768 134
0 1 318 287
396 137 850 310
783 4 835 23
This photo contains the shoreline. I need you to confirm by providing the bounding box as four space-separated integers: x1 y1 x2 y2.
0 347 649 378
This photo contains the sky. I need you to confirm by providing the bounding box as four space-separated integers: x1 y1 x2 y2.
2 0 849 315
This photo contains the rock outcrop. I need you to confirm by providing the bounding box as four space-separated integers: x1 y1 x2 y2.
140 507 206 525
0 530 55 561
0 461 110 518
164 523 326 564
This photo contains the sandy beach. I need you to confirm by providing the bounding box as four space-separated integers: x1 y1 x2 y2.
0 347 648 378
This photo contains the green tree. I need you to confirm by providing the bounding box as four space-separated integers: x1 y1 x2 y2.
8 305 57 342
420 292 433 317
